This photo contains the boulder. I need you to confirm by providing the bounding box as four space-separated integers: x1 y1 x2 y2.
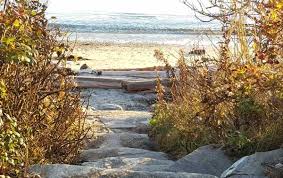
98 104 124 111
30 164 100 178
168 145 234 177
81 157 174 172
221 149 283 178
67 55 75 61
100 169 219 178
119 133 156 150
30 164 219 178
264 162 283 178
80 63 90 70
79 147 169 162
188 49 206 55
130 123 150 134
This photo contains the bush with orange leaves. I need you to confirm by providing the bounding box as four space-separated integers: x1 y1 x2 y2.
150 0 283 158
0 1 90 176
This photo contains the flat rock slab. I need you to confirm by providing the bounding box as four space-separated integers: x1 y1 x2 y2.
30 164 218 178
221 148 283 178
98 104 124 111
168 145 234 177
99 132 156 150
93 110 152 129
81 157 175 172
81 89 155 111
30 164 100 178
79 147 169 162
101 169 219 178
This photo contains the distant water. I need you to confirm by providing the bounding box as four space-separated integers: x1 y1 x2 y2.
47 12 221 45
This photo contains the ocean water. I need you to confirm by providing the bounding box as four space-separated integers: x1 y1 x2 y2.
47 12 221 45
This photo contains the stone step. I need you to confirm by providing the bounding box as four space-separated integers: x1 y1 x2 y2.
30 164 218 178
81 157 174 172
30 164 98 178
112 123 149 134
82 89 156 112
101 169 218 178
94 110 152 129
98 132 157 150
79 147 170 162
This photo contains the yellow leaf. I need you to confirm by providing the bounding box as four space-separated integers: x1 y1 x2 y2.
276 2 283 9
58 91 65 100
270 10 278 20
31 10 37 16
3 37 16 45
13 19 20 28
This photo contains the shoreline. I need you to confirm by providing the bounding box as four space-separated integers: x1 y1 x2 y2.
66 41 217 71
68 41 184 71
63 31 222 46
69 41 184 48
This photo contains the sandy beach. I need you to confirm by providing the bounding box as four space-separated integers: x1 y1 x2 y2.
67 42 218 71
68 42 182 70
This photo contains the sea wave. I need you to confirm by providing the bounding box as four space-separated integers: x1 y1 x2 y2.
47 12 220 44
50 23 220 35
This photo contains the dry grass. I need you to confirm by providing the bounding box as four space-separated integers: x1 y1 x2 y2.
150 0 283 158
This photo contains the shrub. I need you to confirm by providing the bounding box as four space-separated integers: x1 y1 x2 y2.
0 0 90 176
151 52 283 158
150 0 283 158
0 111 26 176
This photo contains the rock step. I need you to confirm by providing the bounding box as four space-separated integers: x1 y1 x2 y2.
101 170 218 178
168 145 234 177
81 89 156 112
98 132 157 150
79 147 170 162
221 148 283 178
95 110 152 129
81 157 174 172
30 164 218 178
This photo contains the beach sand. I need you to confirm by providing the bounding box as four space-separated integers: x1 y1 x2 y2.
68 42 218 71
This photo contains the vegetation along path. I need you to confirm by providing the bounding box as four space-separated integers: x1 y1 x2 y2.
30 71 218 178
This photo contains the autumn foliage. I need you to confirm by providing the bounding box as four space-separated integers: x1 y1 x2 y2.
150 0 283 158
0 0 89 176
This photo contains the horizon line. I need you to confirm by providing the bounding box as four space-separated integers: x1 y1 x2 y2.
46 10 193 17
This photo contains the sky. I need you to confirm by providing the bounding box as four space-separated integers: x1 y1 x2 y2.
47 0 193 15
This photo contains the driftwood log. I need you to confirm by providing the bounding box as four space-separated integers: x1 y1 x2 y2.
122 79 170 92
75 77 170 92
74 70 171 91
101 71 168 79
75 77 123 89
101 66 167 71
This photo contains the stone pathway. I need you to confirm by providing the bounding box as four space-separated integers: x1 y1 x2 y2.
31 89 218 178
